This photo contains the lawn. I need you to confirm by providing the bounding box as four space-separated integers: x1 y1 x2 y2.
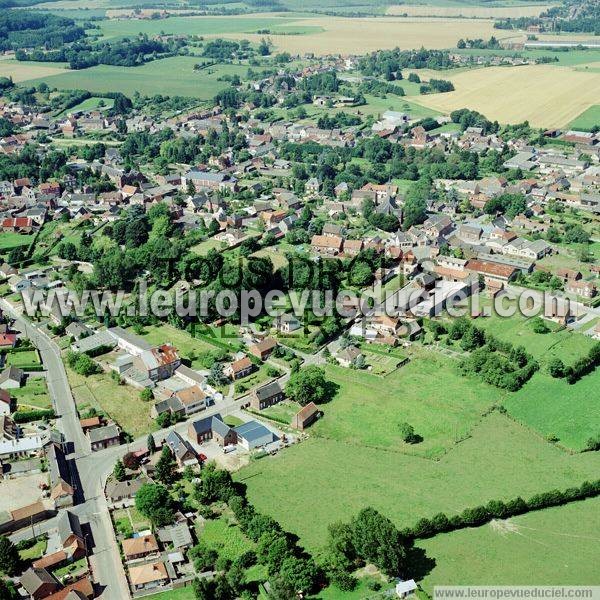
191 237 228 256
569 104 600 131
199 516 255 562
55 96 114 117
418 497 600 590
261 399 302 424
67 369 156 438
143 587 195 600
235 411 600 552
5 350 41 369
53 557 88 579
24 57 250 100
19 538 47 563
12 378 51 410
312 349 505 459
113 506 151 537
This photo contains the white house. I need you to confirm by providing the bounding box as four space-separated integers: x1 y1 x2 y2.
396 579 417 598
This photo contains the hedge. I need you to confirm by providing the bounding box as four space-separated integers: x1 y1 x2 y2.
13 409 55 423
404 479 600 539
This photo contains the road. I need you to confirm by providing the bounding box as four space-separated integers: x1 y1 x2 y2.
1 299 130 600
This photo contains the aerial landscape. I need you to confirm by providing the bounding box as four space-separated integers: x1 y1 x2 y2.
0 0 598 598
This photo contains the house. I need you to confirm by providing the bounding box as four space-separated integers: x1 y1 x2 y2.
0 366 24 389
165 431 197 467
0 390 13 416
156 522 193 551
79 416 102 433
0 333 17 348
566 280 596 298
47 442 74 508
122 534 160 562
465 259 518 284
234 421 275 450
134 345 180 382
396 579 417 598
128 561 169 591
251 381 284 411
188 413 224 444
88 423 120 452
19 567 61 599
211 417 237 447
34 511 85 570
225 356 254 380
248 337 277 361
305 177 320 194
291 402 320 430
106 476 149 506
275 314 301 333
171 385 207 416
336 345 363 367
311 234 343 256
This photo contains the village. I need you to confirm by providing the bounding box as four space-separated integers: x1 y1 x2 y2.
0 21 599 600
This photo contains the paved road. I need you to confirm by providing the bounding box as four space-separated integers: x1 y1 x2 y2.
1 300 130 600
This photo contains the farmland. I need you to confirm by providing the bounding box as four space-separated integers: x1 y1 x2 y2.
418 497 600 591
413 63 600 127
569 104 600 131
0 58 68 83
236 411 600 551
215 16 506 55
386 3 557 17
24 57 250 100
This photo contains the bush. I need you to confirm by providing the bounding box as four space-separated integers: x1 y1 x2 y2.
13 409 55 423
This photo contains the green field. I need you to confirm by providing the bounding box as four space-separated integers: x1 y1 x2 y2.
25 57 249 100
312 351 505 458
505 370 600 452
5 350 41 369
143 588 195 600
98 15 300 40
0 231 34 251
235 411 600 552
418 497 600 590
569 104 600 132
55 96 114 117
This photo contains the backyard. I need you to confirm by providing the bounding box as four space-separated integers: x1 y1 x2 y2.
12 377 51 410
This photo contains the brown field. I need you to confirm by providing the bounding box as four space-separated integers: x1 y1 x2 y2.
0 59 68 83
386 3 556 18
213 17 507 55
411 64 600 127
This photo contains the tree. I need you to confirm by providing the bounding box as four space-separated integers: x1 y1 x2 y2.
140 388 153 402
547 357 565 378
194 462 235 504
0 579 16 600
135 483 174 527
155 446 177 485
147 434 157 454
0 536 20 576
285 366 330 406
113 459 126 482
122 452 140 471
398 422 420 444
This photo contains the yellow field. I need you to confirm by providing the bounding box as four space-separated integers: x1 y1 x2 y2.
386 3 556 18
0 59 67 82
213 17 507 55
412 64 600 127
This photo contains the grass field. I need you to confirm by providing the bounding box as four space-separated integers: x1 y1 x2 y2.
217 16 504 54
191 238 228 256
413 63 600 127
55 96 114 117
19 538 47 563
569 104 600 131
0 231 34 251
24 57 249 100
67 368 156 438
236 411 600 551
311 350 504 458
505 370 600 452
5 350 41 369
418 497 600 590
143 588 195 600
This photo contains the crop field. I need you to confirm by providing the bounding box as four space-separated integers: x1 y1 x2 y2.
216 16 505 55
23 57 248 100
0 59 68 83
418 497 600 590
413 63 600 127
235 411 600 551
311 351 504 459
97 15 300 40
569 104 600 131
386 3 556 17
